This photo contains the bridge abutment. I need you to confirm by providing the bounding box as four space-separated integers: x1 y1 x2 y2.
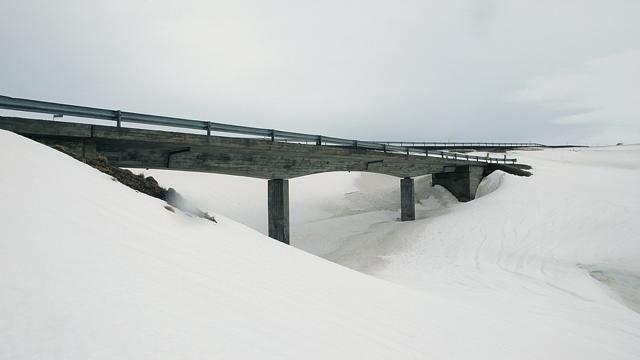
400 177 415 221
432 165 484 202
268 179 290 244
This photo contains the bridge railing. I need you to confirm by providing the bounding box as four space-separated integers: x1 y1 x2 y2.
372 141 544 148
0 95 520 164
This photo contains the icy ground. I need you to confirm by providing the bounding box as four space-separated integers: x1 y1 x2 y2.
1 129 640 359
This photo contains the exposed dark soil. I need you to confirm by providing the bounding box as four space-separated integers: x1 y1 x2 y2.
53 145 216 223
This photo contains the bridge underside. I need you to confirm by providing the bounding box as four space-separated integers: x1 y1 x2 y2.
0 116 532 243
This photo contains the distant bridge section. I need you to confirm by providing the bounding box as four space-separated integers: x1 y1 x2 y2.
372 141 544 152
0 95 532 244
374 141 587 151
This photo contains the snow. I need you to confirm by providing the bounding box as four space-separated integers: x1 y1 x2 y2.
1 129 640 359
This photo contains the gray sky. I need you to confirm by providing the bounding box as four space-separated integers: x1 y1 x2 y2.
1 0 639 144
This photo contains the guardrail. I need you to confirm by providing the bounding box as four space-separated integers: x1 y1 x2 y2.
0 95 519 164
372 141 543 148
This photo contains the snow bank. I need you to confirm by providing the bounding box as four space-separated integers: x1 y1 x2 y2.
2 130 640 359
140 145 640 358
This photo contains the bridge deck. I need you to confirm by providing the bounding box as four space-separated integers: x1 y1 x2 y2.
0 116 531 179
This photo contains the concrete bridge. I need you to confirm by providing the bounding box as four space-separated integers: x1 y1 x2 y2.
0 95 531 244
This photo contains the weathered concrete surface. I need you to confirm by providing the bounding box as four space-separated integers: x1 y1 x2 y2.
0 116 533 241
400 177 415 221
0 116 531 180
268 179 289 244
432 165 486 202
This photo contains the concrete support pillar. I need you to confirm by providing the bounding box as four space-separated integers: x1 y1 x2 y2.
268 179 290 244
400 177 415 221
432 165 485 202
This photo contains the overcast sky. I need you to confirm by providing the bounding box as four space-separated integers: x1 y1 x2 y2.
1 0 638 144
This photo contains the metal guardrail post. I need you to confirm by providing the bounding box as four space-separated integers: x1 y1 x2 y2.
116 110 122 128
206 122 212 136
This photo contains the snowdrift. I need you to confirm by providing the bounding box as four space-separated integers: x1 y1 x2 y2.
1 130 640 359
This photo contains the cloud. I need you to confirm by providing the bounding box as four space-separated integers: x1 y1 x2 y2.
0 0 639 145
515 50 640 143
466 0 498 36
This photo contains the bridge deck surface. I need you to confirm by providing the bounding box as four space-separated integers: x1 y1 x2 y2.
0 116 531 179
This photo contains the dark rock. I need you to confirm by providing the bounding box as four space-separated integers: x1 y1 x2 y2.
52 145 216 223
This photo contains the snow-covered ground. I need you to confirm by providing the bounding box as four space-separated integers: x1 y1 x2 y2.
1 129 639 359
